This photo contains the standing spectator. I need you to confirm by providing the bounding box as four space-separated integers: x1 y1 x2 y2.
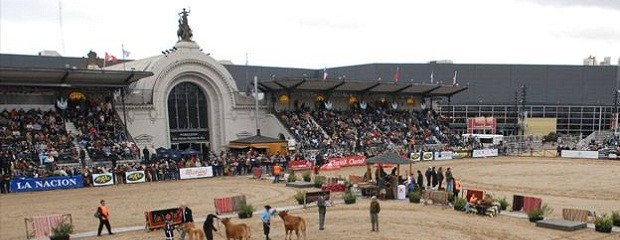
424 167 432 188
202 214 218 240
416 170 424 190
369 196 381 232
437 167 444 190
164 220 175 240
96 200 114 236
261 205 275 240
453 178 462 197
445 168 453 193
430 167 438 189
179 203 194 240
143 146 150 164
317 193 330 230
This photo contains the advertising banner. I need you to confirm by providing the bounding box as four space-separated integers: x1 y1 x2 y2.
288 160 314 171
434 151 453 161
472 149 499 158
10 175 84 193
560 150 599 159
92 173 114 186
422 152 434 161
410 152 421 161
125 171 146 184
179 166 213 180
452 150 471 159
327 156 366 168
145 208 182 230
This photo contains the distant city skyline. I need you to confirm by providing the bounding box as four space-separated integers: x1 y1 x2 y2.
1 0 619 68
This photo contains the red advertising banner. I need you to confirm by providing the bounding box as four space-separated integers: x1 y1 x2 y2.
288 160 314 171
327 155 366 168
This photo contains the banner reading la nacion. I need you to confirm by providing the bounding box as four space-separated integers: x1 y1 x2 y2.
10 175 84 193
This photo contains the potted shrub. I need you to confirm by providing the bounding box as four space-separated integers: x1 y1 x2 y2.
497 196 510 211
287 172 297 182
343 189 357 204
237 204 255 219
294 191 305 205
612 211 620 227
453 197 467 211
527 204 553 222
302 172 311 182
313 177 324 188
408 191 421 203
50 220 73 240
594 214 613 233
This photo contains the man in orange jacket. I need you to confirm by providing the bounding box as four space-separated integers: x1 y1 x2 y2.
96 199 114 236
272 163 282 183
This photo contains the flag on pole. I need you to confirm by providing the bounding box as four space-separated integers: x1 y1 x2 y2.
323 66 328 81
122 49 130 58
453 71 458 85
393 66 400 83
430 71 434 83
105 52 118 63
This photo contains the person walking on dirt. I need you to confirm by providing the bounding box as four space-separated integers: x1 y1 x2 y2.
96 200 114 236
203 213 219 240
370 196 381 232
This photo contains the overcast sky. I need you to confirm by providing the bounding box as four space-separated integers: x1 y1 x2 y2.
1 0 619 68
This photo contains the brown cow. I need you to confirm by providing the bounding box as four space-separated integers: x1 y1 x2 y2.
220 217 251 240
177 223 206 240
278 210 306 240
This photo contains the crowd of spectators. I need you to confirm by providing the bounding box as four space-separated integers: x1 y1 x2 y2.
278 110 330 150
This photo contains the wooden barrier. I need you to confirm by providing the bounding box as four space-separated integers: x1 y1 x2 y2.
24 214 72 239
214 195 247 215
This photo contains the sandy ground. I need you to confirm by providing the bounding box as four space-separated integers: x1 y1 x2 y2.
1 157 619 240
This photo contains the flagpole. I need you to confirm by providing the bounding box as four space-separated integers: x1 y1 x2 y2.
254 76 260 135
122 44 126 71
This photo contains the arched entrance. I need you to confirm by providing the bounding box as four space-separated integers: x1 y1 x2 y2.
167 82 210 154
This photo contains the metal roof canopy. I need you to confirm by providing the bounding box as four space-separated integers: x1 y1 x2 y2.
0 67 154 88
258 79 468 96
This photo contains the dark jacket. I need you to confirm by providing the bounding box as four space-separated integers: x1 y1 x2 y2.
182 207 193 223
370 200 380 214
203 214 218 232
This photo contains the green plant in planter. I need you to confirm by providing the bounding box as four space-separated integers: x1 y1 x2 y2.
408 191 421 203
51 220 73 240
343 180 353 189
527 204 553 222
238 204 255 219
612 211 620 227
313 177 324 188
287 172 298 182
302 172 311 182
294 191 306 205
497 196 509 211
594 214 614 233
453 197 467 211
343 189 357 204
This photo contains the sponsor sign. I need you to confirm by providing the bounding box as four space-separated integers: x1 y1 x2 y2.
410 152 421 161
422 152 434 161
434 151 453 161
179 166 213 179
472 149 499 158
304 191 330 204
133 134 154 144
170 130 209 142
288 160 314 171
10 175 84 193
92 173 114 186
327 156 366 168
560 150 599 159
452 150 471 159
145 208 183 230
125 171 146 184
608 154 618 159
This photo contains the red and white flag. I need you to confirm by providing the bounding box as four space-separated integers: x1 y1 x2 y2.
105 52 118 63
393 66 400 83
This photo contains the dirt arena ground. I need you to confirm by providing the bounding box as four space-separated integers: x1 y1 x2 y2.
1 156 619 240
